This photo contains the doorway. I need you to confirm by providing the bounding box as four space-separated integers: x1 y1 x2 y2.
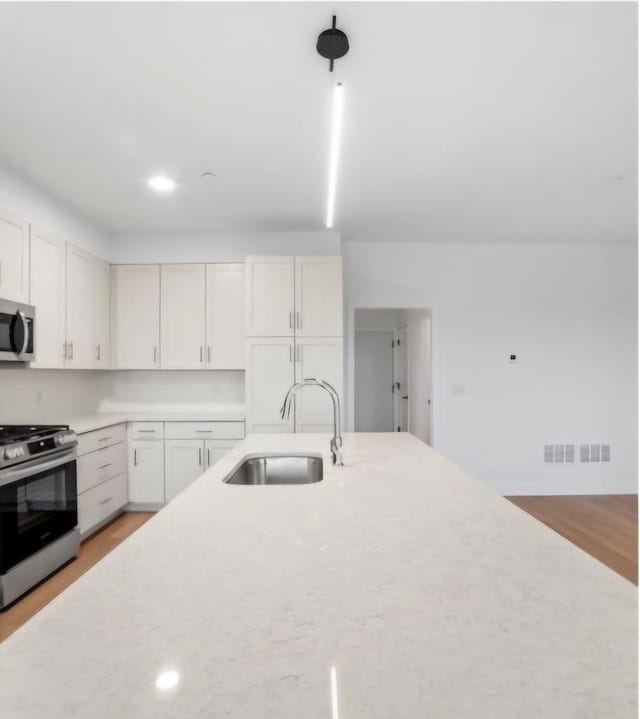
353 308 432 444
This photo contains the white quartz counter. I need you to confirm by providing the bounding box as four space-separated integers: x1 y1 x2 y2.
60 406 246 434
0 433 636 718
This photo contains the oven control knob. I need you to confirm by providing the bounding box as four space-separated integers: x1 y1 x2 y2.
55 432 74 446
5 446 24 460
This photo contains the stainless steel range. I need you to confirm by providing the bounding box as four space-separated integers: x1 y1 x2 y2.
0 425 80 609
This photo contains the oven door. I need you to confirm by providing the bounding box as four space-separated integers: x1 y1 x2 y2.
0 298 35 361
0 449 77 573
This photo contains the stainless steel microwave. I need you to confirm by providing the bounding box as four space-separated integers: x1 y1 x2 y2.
0 298 35 362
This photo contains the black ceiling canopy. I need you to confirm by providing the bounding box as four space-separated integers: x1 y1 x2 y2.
316 15 349 72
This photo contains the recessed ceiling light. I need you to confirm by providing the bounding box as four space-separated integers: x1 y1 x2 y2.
148 175 176 193
326 83 345 229
155 669 180 691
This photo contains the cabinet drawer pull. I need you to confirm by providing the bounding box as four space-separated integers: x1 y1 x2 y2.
137 430 156 433
99 497 112 505
98 437 111 442
98 463 112 470
196 430 212 433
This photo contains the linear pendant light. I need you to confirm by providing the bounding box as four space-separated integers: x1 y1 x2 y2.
326 82 344 229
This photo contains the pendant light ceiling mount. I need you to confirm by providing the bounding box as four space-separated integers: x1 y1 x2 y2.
316 15 349 72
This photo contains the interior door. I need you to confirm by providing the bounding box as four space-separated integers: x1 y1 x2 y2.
294 256 343 337
111 264 160 369
205 263 244 368
29 227 66 368
354 331 394 432
295 337 344 433
65 244 95 368
0 211 29 303
164 439 204 502
395 327 409 432
94 260 110 368
246 337 295 433
245 256 294 336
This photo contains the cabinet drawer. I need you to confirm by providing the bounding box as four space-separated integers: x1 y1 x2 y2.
77 442 127 494
76 423 127 456
77 473 128 535
130 422 164 441
164 421 245 440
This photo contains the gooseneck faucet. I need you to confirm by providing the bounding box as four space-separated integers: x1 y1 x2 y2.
280 378 343 465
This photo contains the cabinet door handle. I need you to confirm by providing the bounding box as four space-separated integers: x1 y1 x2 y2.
289 345 293 363
207 448 211 467
134 449 138 466
63 341 68 359
289 311 293 329
296 311 301 329
153 346 157 364
198 447 202 466
207 346 211 363
69 341 74 359
200 346 203 362
96 344 101 361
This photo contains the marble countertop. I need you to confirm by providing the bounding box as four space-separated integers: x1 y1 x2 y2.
0 433 636 718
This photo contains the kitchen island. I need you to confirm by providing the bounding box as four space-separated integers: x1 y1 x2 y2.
0 433 636 718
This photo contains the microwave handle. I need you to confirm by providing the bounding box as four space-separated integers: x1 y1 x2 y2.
18 311 29 356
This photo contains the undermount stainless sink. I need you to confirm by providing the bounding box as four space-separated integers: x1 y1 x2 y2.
223 455 323 485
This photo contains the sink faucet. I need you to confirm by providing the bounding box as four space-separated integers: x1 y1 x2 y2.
280 378 343 465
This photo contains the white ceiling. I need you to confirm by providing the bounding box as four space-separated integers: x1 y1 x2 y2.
0 2 635 242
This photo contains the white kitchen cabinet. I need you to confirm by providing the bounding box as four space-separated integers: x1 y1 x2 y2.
0 210 29 303
161 264 206 369
164 439 205 502
294 256 343 337
29 227 66 368
94 259 110 368
65 244 95 369
294 337 344 433
111 264 160 369
129 440 165 504
245 256 295 336
245 337 296 433
205 438 240 467
206 263 244 368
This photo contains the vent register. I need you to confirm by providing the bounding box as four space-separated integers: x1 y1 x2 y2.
544 444 611 463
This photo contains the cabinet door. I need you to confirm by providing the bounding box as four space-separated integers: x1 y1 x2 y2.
205 263 244 369
0 211 29 303
129 441 165 504
161 264 206 369
205 439 241 468
245 337 295 433
295 337 344 433
245 256 294 336
295 256 343 337
94 259 110 368
29 227 66 368
164 439 204 502
65 244 95 369
111 265 160 369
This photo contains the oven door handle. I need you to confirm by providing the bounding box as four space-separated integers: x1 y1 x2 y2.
0 448 76 487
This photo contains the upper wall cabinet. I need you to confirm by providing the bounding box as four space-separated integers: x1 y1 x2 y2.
245 255 343 338
65 244 96 369
295 256 343 337
206 263 244 369
111 265 160 369
30 227 66 369
94 260 110 368
245 256 295 336
161 264 206 369
0 210 29 303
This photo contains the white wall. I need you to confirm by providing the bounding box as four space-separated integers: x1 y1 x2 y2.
0 163 109 258
110 231 341 263
344 242 638 495
0 368 105 424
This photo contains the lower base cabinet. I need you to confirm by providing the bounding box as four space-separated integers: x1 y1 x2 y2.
77 474 128 535
128 421 245 505
164 439 205 502
129 440 165 504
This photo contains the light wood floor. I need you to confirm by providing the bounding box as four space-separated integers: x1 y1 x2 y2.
0 512 154 642
0 498 636 642
508 495 638 584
